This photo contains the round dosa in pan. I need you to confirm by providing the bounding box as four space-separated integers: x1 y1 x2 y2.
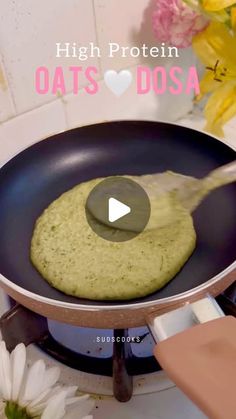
30 177 196 300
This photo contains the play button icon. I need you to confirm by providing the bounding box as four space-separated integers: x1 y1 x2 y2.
85 176 151 242
108 198 131 222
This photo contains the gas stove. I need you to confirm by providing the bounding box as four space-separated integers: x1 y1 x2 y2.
0 284 235 419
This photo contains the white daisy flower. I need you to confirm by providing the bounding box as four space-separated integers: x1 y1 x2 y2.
0 341 94 419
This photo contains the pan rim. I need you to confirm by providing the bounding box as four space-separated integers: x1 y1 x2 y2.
0 120 235 311
0 262 235 311
1 119 235 172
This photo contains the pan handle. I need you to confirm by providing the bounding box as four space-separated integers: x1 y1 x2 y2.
148 297 236 419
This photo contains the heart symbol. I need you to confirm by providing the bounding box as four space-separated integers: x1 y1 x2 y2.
104 70 133 97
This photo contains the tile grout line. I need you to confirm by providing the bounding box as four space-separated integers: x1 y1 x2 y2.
1 63 140 129
0 95 65 127
0 53 18 118
91 0 103 76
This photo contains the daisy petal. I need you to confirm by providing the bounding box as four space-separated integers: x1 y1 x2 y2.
21 359 46 402
41 391 67 419
37 386 79 413
41 367 60 393
64 398 95 419
36 385 64 404
10 343 26 402
63 386 78 398
28 388 75 417
27 388 53 412
0 341 12 400
29 385 68 413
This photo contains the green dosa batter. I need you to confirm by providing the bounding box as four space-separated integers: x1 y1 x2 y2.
30 176 196 300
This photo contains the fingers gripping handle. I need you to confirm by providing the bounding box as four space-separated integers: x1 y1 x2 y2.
149 298 236 419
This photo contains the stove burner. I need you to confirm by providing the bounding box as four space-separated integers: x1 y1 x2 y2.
46 321 160 377
0 301 161 401
0 284 235 402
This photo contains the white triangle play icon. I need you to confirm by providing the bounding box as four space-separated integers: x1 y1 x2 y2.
108 197 131 223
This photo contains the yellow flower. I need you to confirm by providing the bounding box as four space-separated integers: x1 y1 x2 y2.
202 0 236 12
204 81 236 136
231 6 236 29
192 21 236 136
183 0 234 27
202 0 236 27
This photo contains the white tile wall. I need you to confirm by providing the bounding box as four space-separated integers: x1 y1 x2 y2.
94 0 153 72
0 98 66 165
0 0 99 114
0 0 196 125
64 64 194 129
64 73 159 128
0 0 210 139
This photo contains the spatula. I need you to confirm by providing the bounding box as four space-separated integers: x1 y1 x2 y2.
138 160 236 213
87 160 236 231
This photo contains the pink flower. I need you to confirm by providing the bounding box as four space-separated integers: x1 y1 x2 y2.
152 0 209 48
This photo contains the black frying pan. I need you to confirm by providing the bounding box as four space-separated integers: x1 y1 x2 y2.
0 121 235 328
